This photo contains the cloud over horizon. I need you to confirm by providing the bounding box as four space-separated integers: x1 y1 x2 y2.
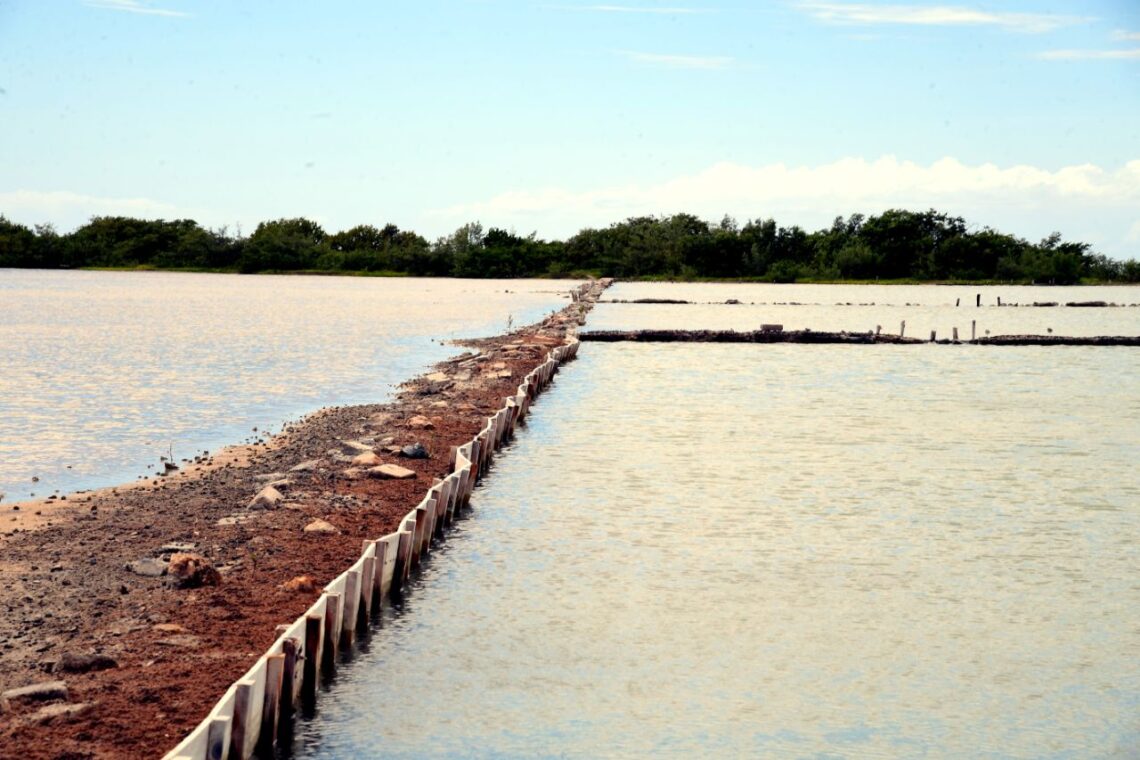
436 156 1140 258
796 2 1090 34
81 0 188 18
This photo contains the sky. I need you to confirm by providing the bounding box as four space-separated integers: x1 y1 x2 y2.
0 0 1138 258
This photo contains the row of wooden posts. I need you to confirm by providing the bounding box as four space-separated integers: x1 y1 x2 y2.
164 338 582 760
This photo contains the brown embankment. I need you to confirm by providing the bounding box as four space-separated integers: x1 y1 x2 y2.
0 280 610 760
581 329 1140 346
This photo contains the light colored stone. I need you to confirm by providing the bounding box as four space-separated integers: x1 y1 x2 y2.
491 361 508 370
425 371 449 382
253 472 288 483
304 518 340 534
156 634 201 649
351 451 382 467
338 439 373 454
367 464 417 480
126 558 167 578
497 370 513 378
216 513 258 526
28 701 94 725
2 681 68 710
339 467 365 481
289 459 321 472
407 415 434 429
152 623 187 634
248 485 284 509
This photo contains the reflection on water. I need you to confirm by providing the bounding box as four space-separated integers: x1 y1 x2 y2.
592 282 1140 338
291 343 1140 758
0 270 574 498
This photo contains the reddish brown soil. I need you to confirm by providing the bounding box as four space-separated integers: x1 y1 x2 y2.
0 284 605 759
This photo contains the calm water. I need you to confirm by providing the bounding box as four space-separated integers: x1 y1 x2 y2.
0 270 576 499
291 328 1140 755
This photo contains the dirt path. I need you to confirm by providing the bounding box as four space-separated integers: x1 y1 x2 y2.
0 280 608 759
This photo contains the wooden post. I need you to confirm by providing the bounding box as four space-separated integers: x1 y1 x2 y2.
930 330 936 342
340 572 360 650
303 614 323 699
279 637 300 715
206 716 231 760
393 529 413 591
952 327 959 342
229 678 259 760
360 554 375 621
373 539 389 603
971 320 977 341
976 293 981 307
956 297 960 306
997 296 1002 306
258 654 284 758
321 594 340 670
900 320 906 338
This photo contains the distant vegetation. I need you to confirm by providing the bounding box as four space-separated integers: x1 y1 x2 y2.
1 210 1137 284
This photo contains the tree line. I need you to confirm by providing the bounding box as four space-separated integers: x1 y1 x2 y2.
1 210 1136 283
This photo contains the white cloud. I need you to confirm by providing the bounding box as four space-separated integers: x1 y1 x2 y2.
619 50 733 69
797 2 1089 34
433 156 1140 258
82 0 189 18
0 190 182 229
546 4 707 13
1038 48 1140 61
1110 30 1140 42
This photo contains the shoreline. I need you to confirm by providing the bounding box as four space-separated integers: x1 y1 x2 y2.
0 280 610 759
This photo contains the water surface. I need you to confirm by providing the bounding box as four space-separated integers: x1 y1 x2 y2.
0 270 575 498
291 341 1140 758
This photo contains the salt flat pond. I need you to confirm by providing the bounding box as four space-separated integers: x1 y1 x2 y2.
0 270 575 499
289 285 1140 758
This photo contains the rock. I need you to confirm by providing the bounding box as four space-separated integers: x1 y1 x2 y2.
425 371 449 382
338 439 374 454
339 467 365 481
303 518 340 535
253 472 288 483
351 451 382 467
497 370 513 379
216 513 257 527
152 623 186 634
1 681 68 710
156 634 201 649
407 415 434 429
430 400 449 408
400 443 429 459
383 445 403 454
168 553 221 588
266 478 293 491
289 459 321 473
282 575 317 593
126 558 167 578
59 652 117 674
378 436 396 446
491 361 508 370
248 485 284 509
367 464 417 480
28 701 94 725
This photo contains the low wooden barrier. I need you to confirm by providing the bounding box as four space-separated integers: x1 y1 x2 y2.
163 337 582 760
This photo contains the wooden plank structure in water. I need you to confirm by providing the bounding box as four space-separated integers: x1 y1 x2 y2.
580 329 1140 346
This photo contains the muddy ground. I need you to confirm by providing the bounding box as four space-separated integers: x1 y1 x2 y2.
0 282 606 759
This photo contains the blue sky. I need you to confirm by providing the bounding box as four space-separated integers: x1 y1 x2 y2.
1 1 1137 257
